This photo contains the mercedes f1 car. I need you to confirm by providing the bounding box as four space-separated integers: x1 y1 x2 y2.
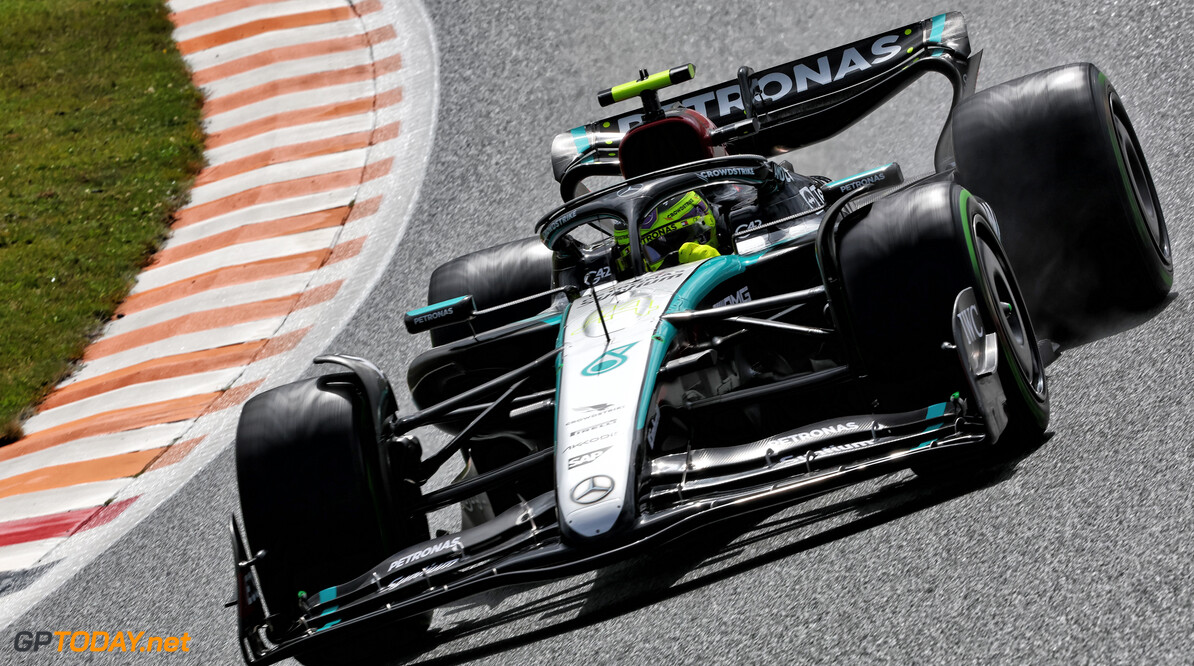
229 12 1172 664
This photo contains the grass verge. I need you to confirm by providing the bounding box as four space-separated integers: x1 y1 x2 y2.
0 0 204 444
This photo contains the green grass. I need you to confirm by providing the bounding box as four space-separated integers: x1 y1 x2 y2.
0 0 204 443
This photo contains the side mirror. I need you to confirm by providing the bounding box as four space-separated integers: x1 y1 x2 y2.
403 295 475 334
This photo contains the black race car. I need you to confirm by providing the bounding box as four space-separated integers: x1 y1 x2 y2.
229 12 1171 664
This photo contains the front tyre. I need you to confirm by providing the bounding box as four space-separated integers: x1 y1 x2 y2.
235 375 429 663
839 180 1049 453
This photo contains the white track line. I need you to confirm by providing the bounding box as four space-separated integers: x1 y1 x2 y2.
199 48 373 100
182 20 364 71
204 113 375 167
0 540 65 573
188 149 367 206
109 272 316 336
203 80 374 132
168 187 356 245
0 424 192 483
174 0 350 44
68 318 285 384
0 480 132 525
131 227 341 294
23 369 243 435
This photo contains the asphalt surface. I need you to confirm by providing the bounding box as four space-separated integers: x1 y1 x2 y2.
7 1 1193 664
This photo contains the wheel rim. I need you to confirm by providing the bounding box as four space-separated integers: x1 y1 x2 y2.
974 220 1046 402
1110 93 1171 265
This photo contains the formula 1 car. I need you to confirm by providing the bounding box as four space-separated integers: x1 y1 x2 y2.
229 12 1171 664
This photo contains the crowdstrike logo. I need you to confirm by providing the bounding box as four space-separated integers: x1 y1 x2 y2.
566 404 625 426
695 166 755 182
542 209 580 240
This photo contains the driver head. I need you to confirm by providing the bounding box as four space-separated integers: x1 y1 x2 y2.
614 190 719 272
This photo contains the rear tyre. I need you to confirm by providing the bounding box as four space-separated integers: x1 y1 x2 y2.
839 180 1049 468
951 63 1172 344
428 236 554 346
235 375 429 661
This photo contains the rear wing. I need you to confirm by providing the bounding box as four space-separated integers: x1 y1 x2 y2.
551 12 980 198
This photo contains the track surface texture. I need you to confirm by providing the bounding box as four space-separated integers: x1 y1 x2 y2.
8 1 1193 664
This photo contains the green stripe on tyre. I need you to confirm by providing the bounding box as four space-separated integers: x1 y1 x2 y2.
958 188 1047 425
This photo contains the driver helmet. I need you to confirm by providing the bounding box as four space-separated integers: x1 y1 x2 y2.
614 190 720 272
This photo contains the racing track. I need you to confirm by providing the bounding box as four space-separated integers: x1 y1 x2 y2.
7 1 1193 664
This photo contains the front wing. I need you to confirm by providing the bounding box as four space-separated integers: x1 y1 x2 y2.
233 314 1004 665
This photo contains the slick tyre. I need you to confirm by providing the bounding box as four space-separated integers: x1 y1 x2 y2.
839 180 1049 455
235 375 429 656
951 63 1172 345
428 236 554 346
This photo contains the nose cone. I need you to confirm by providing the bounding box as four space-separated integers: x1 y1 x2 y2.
563 475 625 537
563 479 630 537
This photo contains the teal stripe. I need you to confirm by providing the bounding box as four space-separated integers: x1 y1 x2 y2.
406 295 469 317
311 587 340 629
928 14 946 56
553 300 571 450
824 163 894 190
929 13 946 42
636 321 676 428
664 255 749 314
923 401 947 425
569 126 591 155
912 401 948 450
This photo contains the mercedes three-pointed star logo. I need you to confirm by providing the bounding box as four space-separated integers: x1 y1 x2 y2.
570 475 615 504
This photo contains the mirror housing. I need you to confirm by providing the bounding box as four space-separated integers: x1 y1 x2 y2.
404 295 475 334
